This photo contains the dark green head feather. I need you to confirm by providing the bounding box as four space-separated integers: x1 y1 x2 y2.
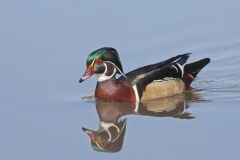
86 47 123 74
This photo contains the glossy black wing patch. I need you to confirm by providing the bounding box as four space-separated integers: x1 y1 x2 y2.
118 53 191 84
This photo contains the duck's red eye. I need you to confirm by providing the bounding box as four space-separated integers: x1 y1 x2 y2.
95 59 102 65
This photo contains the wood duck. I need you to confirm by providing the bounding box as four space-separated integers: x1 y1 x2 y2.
79 47 210 102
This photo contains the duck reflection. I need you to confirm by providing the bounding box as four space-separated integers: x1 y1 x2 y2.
82 90 203 152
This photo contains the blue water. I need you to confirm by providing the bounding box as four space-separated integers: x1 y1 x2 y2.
1 0 240 160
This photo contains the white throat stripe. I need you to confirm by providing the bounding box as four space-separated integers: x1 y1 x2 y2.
96 63 116 82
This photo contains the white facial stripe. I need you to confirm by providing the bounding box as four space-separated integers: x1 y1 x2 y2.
105 61 126 78
93 59 125 82
96 63 116 82
90 58 97 66
103 63 108 74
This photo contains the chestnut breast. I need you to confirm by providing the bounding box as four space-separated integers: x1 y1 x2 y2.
95 79 136 102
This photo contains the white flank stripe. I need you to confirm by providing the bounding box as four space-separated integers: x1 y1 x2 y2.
132 85 140 102
133 85 140 112
134 102 140 113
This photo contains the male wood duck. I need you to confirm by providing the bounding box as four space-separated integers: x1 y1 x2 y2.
79 47 210 102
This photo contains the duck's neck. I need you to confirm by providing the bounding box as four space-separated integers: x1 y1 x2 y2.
96 66 117 82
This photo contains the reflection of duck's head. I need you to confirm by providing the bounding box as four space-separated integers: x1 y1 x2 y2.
82 119 127 152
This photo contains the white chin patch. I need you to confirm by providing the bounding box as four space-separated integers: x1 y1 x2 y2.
96 67 116 82
96 74 113 82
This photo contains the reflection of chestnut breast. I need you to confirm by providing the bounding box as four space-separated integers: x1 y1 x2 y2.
96 101 135 123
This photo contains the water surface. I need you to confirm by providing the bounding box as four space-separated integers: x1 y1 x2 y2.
1 0 240 160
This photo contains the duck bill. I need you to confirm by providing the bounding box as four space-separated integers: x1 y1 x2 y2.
79 66 93 83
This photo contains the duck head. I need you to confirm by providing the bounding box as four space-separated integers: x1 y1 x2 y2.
79 47 124 83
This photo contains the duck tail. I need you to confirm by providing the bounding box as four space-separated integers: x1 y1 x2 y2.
182 58 210 88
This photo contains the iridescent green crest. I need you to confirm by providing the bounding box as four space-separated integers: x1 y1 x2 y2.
86 47 123 74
